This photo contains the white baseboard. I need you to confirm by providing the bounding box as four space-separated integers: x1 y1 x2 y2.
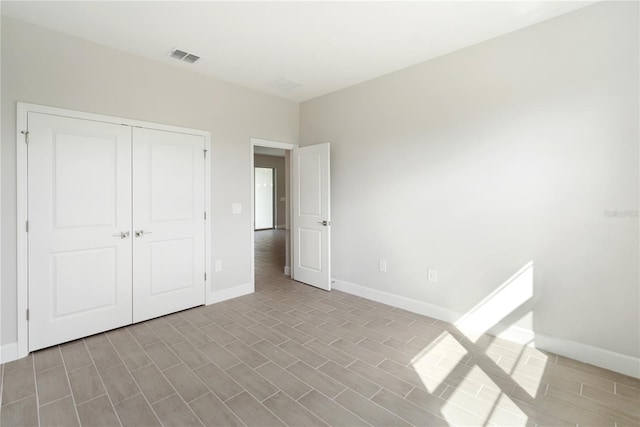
331 278 640 379
284 266 291 276
534 334 640 379
1 342 19 364
332 279 459 323
206 282 253 305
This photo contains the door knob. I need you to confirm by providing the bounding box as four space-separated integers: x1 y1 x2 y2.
112 231 130 239
135 230 152 237
317 221 330 226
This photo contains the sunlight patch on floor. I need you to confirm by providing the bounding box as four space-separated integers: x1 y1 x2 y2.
411 331 468 393
487 338 548 397
441 366 529 426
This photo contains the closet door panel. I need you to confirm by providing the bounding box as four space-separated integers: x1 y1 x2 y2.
28 113 133 351
132 127 205 322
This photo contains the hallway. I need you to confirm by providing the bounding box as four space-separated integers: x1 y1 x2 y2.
254 229 288 289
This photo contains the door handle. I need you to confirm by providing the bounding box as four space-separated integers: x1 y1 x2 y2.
135 230 153 237
112 231 130 239
317 221 330 226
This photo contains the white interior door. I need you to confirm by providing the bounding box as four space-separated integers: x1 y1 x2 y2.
292 143 331 290
132 128 206 322
28 113 133 351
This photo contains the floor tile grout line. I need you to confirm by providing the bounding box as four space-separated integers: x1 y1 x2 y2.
55 345 82 426
0 391 38 408
369 385 446 426
81 337 125 427
103 333 163 426
343 357 419 394
119 332 208 427
326 388 376 427
23 355 42 427
249 341 302 371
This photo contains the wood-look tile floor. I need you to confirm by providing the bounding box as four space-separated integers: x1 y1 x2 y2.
1 229 638 426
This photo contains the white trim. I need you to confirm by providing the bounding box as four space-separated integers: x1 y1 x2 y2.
1 343 18 364
204 136 213 306
250 138 297 150
17 102 210 136
16 102 211 361
250 138 297 290
534 334 640 379
16 103 29 360
206 283 253 305
283 266 291 276
332 277 640 379
332 278 459 324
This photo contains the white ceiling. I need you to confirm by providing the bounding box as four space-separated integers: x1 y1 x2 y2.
2 1 594 102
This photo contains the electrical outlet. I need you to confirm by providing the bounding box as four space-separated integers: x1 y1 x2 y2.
215 260 223 272
379 260 387 273
428 269 438 282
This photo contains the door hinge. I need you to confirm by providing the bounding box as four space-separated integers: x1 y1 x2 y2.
26 221 29 232
203 149 208 159
204 211 207 220
21 130 29 144
204 272 207 281
27 309 30 321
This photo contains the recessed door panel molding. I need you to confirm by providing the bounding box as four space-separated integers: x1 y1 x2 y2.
20 103 211 357
132 127 206 323
292 143 331 291
53 132 118 229
28 113 133 351
52 247 118 318
298 228 322 272
150 238 195 296
298 154 322 216
151 142 195 222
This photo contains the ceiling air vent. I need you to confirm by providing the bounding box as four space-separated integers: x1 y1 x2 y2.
270 77 302 92
168 48 200 64
183 54 200 64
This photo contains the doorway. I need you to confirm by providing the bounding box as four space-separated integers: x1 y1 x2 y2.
253 146 289 285
249 138 331 292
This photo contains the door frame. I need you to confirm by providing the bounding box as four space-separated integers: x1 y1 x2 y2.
15 102 212 360
250 138 297 289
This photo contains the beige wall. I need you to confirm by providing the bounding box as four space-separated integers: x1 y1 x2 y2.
254 154 286 227
301 1 639 363
1 17 299 347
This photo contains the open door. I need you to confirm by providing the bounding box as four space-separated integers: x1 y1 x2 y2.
292 143 331 290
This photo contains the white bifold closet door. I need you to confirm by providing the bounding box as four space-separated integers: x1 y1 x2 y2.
28 113 134 351
28 114 205 351
132 128 205 323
